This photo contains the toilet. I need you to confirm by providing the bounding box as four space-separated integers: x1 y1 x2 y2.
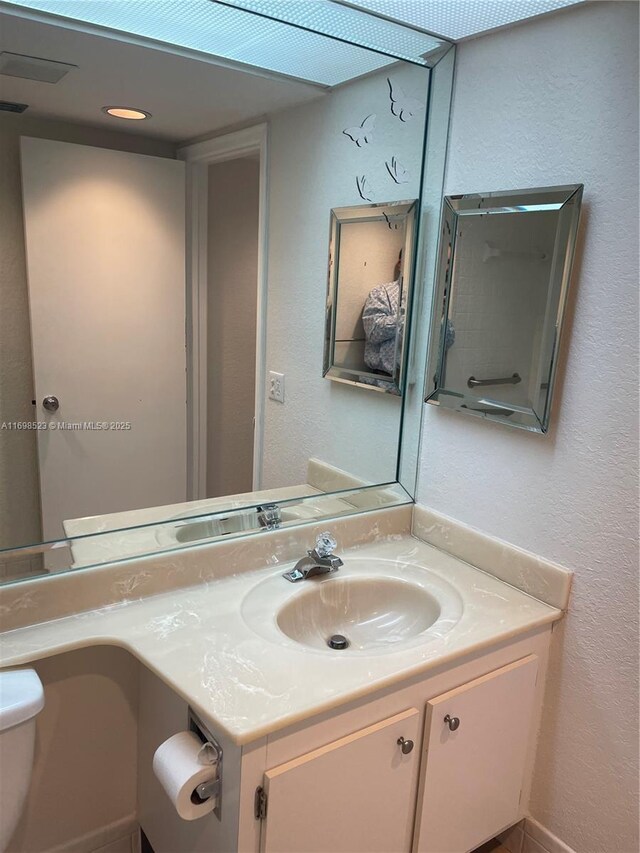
0 670 44 852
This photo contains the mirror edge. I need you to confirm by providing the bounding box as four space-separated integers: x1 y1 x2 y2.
397 44 456 497
322 199 419 398
424 182 584 436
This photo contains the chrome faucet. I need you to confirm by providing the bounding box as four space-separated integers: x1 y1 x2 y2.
257 503 281 530
283 532 343 583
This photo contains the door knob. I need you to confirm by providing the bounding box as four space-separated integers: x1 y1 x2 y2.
444 714 460 731
397 736 414 754
42 395 59 412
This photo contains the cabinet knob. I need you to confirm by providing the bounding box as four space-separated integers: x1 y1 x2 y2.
444 714 460 731
397 736 414 754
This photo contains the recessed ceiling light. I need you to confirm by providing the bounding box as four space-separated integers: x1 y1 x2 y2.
102 106 151 120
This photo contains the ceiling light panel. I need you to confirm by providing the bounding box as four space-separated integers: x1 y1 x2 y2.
217 0 447 61
3 0 434 86
343 0 585 41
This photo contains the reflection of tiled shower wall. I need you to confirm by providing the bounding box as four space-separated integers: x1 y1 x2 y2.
445 211 557 406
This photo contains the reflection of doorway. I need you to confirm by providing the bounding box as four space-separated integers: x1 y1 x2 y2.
206 157 259 498
21 137 188 549
180 125 267 501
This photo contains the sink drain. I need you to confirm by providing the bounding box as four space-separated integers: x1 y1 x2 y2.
328 634 349 650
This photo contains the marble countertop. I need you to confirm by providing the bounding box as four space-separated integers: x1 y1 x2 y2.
0 535 561 745
62 483 328 566
63 484 325 537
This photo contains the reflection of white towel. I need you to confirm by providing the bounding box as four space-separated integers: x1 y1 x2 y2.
362 279 404 375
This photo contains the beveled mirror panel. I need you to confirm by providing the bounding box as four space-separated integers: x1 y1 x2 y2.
0 2 454 582
425 185 583 433
324 201 417 396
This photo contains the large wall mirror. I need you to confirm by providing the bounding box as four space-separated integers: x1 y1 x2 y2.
425 185 583 433
0 1 454 582
324 200 417 396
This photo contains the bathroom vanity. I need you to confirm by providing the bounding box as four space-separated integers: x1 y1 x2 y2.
138 624 551 853
0 508 568 853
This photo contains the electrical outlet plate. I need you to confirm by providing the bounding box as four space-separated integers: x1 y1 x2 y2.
269 371 285 403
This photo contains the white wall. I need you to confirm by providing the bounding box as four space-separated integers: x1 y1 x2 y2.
417 3 639 851
263 63 429 488
207 158 259 498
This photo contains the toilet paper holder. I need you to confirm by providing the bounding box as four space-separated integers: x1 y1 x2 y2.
189 708 223 819
194 777 221 802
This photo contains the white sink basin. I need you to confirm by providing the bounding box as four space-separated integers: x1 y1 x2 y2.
155 507 258 546
277 576 440 650
242 558 463 655
154 501 326 547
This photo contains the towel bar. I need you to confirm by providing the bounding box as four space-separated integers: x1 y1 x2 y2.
467 372 521 388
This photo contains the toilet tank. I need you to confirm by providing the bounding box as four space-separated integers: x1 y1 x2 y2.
0 669 45 852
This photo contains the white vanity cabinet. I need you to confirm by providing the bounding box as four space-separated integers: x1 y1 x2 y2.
259 708 421 853
254 655 541 853
413 655 539 853
139 631 550 853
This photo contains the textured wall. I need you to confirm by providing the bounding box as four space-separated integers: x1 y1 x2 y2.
207 157 259 497
0 115 175 551
417 3 639 851
263 63 429 488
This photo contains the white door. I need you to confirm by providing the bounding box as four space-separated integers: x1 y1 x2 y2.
413 655 539 853
260 707 421 853
21 137 187 545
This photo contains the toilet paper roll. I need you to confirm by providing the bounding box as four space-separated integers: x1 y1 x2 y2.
153 731 218 821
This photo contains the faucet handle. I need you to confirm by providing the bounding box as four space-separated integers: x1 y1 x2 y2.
315 531 337 558
257 503 281 530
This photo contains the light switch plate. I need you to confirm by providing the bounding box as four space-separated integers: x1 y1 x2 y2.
269 371 285 403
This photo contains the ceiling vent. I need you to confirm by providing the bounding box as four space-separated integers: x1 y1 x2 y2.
0 52 76 83
0 100 28 113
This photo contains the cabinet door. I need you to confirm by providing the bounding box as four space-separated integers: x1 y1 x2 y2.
261 707 420 853
414 655 538 853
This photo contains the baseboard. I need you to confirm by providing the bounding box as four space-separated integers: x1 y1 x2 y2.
498 818 577 853
46 814 138 853
497 820 525 853
523 817 577 853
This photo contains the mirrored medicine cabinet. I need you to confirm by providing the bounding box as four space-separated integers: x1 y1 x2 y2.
0 2 455 584
425 185 583 433
323 200 417 397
